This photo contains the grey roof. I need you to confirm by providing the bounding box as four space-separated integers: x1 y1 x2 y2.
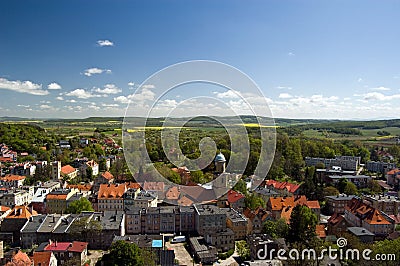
53 214 78 234
329 175 372 180
325 194 355 201
20 214 46 233
348 227 374 236
37 214 64 233
98 211 124 230
254 187 279 196
365 195 400 203
224 208 248 223
194 204 227 216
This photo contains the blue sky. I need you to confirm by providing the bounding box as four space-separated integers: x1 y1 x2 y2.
1 0 400 119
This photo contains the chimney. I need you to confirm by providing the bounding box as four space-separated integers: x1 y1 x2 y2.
52 216 55 223
55 241 57 247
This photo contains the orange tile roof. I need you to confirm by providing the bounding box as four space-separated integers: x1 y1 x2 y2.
6 250 32 266
268 195 307 211
0 157 13 162
166 186 180 200
387 169 400 175
316 224 326 238
227 190 245 203
46 194 68 200
1 174 26 181
61 165 76 175
98 183 126 199
0 206 11 212
6 206 37 219
346 198 392 225
365 209 391 225
306 200 321 209
66 184 92 191
101 171 114 180
32 251 52 266
125 182 141 189
178 195 194 206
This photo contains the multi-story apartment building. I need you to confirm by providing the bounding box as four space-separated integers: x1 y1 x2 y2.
344 198 395 238
0 189 32 207
364 195 400 215
0 174 26 188
305 155 361 171
225 208 248 240
194 204 227 235
97 183 126 212
366 161 396 174
45 189 78 213
325 194 355 215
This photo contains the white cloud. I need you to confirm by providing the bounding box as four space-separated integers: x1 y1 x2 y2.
0 77 48 95
371 86 391 91
214 90 241 99
102 103 119 107
40 104 52 109
114 96 129 104
288 52 295 56
48 82 62 90
141 84 155 90
17 104 30 108
276 86 292 90
279 93 293 99
97 39 114 47
114 87 155 104
128 82 135 87
56 96 64 101
66 99 76 103
82 68 112 77
66 89 100 99
357 78 363 82
363 92 400 101
93 84 122 94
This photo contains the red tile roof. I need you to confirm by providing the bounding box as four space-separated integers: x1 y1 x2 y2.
328 213 345 226
44 241 87 252
61 165 76 175
32 251 52 266
227 190 245 203
265 179 301 193
68 241 88 252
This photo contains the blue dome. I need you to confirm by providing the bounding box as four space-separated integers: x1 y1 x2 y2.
215 152 226 162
